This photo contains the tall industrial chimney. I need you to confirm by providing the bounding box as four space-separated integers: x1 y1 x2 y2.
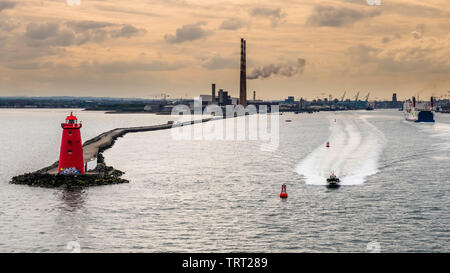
253 90 256 101
212 83 216 104
239 38 247 107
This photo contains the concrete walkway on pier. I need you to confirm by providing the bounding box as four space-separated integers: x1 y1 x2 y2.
43 118 211 174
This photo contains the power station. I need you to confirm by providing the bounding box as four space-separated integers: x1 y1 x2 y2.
206 39 248 107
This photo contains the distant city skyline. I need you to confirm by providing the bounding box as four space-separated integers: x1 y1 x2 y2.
0 0 449 100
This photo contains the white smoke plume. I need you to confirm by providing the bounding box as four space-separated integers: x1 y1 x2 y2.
247 58 306 80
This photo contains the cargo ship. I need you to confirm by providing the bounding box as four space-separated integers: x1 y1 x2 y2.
403 96 435 122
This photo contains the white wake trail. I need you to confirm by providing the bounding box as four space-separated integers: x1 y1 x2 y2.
295 114 386 186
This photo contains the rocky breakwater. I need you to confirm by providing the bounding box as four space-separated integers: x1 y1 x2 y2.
10 154 129 188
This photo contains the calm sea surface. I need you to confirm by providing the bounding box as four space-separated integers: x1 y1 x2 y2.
0 109 449 252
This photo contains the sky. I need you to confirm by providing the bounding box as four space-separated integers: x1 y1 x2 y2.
0 0 449 100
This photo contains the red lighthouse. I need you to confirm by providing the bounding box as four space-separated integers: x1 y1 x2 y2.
58 112 85 174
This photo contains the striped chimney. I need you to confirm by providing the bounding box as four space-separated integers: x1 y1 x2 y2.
239 38 247 107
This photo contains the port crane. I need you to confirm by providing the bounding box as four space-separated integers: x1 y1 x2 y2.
161 93 170 103
341 91 346 102
355 91 360 102
365 92 370 102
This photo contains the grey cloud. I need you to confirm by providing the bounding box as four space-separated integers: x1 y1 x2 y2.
1 20 148 70
247 58 306 80
53 29 76 46
25 23 75 47
67 21 146 40
412 24 426 39
25 22 59 40
381 33 401 44
202 54 237 70
75 29 109 44
250 7 286 27
24 21 146 48
0 1 16 12
381 37 391 44
220 18 244 30
306 5 381 27
66 20 115 32
111 24 147 38
164 22 211 44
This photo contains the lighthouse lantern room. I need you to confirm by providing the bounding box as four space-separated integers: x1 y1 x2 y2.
58 112 85 175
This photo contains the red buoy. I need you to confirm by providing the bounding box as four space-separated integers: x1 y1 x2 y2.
58 112 85 174
326 141 330 148
280 184 288 198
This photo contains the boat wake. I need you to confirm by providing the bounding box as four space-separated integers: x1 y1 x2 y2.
295 115 386 186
